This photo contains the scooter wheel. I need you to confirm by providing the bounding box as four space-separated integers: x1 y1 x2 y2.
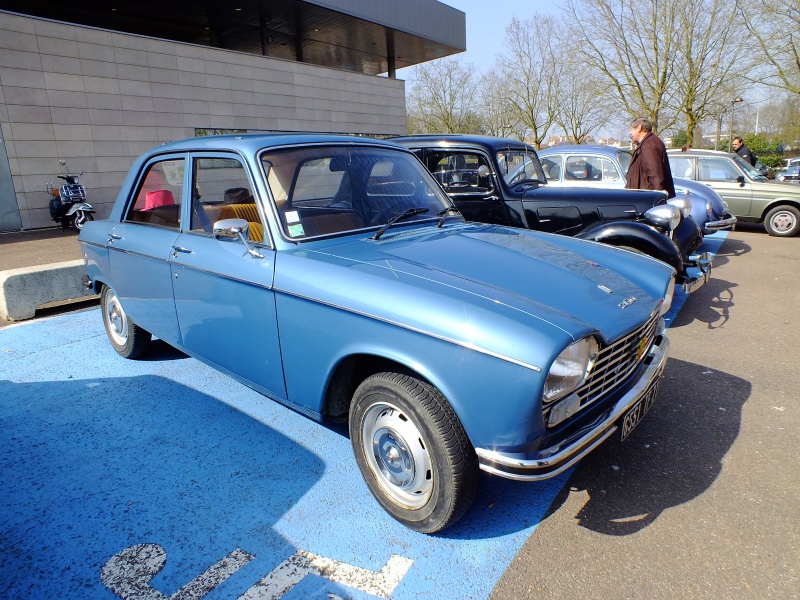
74 211 94 231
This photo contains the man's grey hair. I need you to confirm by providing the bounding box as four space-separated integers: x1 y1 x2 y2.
733 136 744 144
631 117 653 132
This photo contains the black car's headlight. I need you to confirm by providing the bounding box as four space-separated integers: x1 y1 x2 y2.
644 204 681 231
543 336 599 404
667 197 692 219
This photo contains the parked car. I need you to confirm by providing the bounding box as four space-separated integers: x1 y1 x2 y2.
394 134 709 293
668 149 800 237
79 133 675 533
775 165 800 183
537 145 737 235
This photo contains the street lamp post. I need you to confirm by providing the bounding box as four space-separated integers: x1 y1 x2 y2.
728 97 743 152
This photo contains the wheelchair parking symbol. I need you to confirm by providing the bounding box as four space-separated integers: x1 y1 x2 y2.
101 544 414 599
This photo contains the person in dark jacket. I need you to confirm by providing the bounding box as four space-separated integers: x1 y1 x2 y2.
626 117 675 198
732 136 757 166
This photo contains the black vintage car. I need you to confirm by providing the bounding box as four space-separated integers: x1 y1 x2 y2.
393 134 709 293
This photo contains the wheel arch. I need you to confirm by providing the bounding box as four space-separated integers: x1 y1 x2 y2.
759 198 800 222
577 221 684 273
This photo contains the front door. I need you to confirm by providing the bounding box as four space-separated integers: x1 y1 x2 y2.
697 156 753 217
169 153 286 399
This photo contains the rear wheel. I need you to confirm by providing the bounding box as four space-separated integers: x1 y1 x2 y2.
764 205 800 237
349 371 479 533
101 286 151 358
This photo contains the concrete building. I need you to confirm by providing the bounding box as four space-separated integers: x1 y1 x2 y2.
0 1 465 230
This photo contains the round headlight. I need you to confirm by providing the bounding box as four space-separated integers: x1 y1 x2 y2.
543 337 599 403
667 197 692 218
644 204 681 231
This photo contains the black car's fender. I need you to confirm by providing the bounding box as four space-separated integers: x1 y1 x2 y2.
576 220 683 273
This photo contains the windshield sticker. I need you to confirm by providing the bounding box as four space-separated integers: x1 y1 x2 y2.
285 210 300 223
288 223 305 237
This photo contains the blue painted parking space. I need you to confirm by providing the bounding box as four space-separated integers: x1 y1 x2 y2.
1 233 726 599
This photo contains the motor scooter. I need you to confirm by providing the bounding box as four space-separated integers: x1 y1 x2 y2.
47 160 95 231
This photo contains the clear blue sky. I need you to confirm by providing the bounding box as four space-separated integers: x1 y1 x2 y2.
403 0 565 75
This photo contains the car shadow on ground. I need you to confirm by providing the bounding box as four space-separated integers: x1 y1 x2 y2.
538 358 750 536
0 376 324 598
671 276 738 329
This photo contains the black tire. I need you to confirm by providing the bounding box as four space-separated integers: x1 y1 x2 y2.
101 286 151 358
73 211 94 231
764 205 800 237
349 371 479 533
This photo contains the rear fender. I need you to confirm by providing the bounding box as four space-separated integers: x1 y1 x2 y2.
577 220 683 272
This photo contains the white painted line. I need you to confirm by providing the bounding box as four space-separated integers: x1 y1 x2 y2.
239 550 414 599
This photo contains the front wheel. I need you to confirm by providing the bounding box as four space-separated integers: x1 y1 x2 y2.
73 211 94 231
101 286 151 358
764 205 800 237
349 371 479 533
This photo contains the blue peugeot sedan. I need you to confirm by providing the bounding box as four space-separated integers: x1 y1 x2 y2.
79 134 675 533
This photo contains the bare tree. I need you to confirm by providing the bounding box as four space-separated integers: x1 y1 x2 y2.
551 44 614 143
737 0 800 95
406 57 481 134
675 0 752 146
561 0 682 133
476 72 522 138
498 17 559 149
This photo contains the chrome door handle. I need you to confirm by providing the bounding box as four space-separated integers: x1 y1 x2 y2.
170 246 193 258
108 233 122 243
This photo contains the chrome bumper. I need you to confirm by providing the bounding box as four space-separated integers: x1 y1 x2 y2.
703 214 737 233
680 251 712 294
475 335 669 481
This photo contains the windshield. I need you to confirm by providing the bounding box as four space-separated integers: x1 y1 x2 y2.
497 149 546 185
261 145 452 239
733 155 768 180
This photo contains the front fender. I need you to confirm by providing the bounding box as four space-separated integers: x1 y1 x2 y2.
576 220 683 273
65 202 95 215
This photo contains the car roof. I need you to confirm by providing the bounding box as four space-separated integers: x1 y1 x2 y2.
666 149 736 158
538 145 630 157
392 134 533 152
145 133 405 156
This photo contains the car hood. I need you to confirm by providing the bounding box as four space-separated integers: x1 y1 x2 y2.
277 223 672 368
745 179 800 196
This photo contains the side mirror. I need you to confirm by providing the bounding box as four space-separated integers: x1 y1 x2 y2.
736 175 746 187
477 164 491 178
213 218 250 240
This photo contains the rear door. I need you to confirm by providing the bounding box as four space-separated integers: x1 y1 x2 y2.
106 154 185 346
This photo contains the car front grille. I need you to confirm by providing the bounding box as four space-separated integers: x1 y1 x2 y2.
544 309 661 425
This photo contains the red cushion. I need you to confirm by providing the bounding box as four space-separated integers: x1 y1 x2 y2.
144 189 175 210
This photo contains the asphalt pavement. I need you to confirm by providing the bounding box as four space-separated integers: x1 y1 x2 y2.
491 223 799 600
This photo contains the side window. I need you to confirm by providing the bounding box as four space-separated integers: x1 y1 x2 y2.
599 158 621 181
428 152 493 194
125 159 184 229
541 157 562 181
699 158 740 182
670 157 695 179
565 156 603 181
190 156 265 243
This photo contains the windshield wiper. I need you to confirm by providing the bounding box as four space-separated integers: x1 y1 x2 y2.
436 206 462 228
372 207 430 240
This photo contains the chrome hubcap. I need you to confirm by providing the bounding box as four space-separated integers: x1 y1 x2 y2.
362 402 433 509
105 292 128 346
771 211 797 234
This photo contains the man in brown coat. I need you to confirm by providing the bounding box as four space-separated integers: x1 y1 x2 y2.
625 117 675 198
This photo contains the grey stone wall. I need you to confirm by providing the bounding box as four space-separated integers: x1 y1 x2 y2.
0 11 407 229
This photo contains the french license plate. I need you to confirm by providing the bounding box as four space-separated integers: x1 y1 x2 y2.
620 377 661 441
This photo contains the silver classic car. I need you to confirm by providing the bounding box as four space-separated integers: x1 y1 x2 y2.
79 134 675 533
668 148 800 237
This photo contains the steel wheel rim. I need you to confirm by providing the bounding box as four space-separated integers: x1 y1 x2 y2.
361 401 433 509
104 291 128 346
770 210 797 234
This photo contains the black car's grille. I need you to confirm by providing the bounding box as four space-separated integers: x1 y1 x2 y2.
544 309 660 425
